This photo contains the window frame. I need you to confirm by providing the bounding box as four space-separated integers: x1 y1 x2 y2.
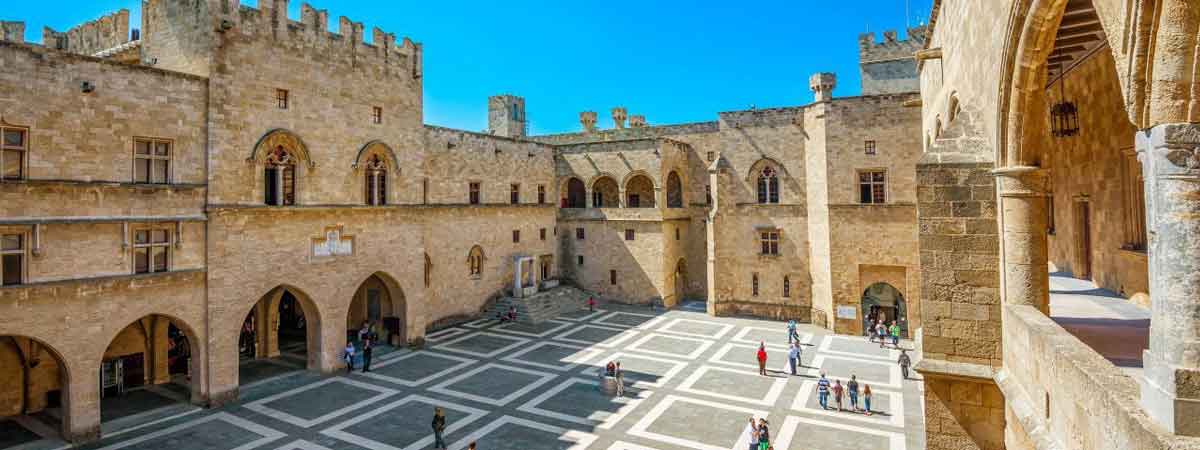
132 227 172 275
539 228 546 241
610 269 617 285
510 183 520 205
864 140 877 155
537 185 546 204
469 182 481 205
760 230 780 256
625 229 635 241
577 255 584 266
757 166 780 204
1 125 29 181
576 228 585 240
371 106 383 124
468 246 485 278
132 137 173 184
752 273 759 297
857 169 888 204
276 89 289 109
512 229 520 243
264 146 297 206
1 231 27 286
783 275 791 298
364 154 388 206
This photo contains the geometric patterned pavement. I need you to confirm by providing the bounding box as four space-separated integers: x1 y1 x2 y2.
62 302 924 450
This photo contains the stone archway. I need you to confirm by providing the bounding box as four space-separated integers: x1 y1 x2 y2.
591 176 619 208
238 285 324 384
0 336 70 442
861 283 907 338
624 174 656 208
666 171 683 208
98 314 201 427
563 177 586 208
347 272 407 347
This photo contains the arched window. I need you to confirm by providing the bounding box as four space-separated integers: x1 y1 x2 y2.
564 178 586 208
752 273 760 297
591 176 618 208
666 171 683 208
265 146 296 206
467 246 485 278
364 154 387 206
783 276 791 298
757 166 779 204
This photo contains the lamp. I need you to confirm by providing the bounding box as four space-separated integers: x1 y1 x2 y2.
1049 64 1079 138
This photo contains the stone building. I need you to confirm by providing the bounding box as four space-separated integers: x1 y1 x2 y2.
915 0 1200 449
0 0 927 444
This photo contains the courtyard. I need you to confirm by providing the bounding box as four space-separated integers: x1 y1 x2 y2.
8 303 924 450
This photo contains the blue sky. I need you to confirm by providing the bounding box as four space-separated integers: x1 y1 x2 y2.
11 1 932 134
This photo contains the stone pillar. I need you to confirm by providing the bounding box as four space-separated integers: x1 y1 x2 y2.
993 166 1050 313
63 361 100 442
1137 123 1200 437
151 319 171 385
618 188 626 208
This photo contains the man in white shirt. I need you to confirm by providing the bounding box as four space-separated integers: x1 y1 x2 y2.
788 342 801 375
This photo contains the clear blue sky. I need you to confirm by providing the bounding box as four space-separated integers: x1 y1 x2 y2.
11 1 932 134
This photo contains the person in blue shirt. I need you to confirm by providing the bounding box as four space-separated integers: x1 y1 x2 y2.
786 319 800 345
816 373 831 410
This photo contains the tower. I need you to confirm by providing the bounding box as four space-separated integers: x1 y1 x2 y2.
809 73 837 102
488 95 526 138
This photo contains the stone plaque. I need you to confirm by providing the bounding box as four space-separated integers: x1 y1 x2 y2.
836 305 857 320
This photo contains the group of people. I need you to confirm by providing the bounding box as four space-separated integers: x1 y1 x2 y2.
603 360 626 396
754 320 808 377
497 305 518 323
343 321 379 373
744 417 773 450
815 373 875 414
869 318 903 348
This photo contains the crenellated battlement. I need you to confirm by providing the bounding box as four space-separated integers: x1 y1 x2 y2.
213 0 423 80
0 21 23 44
858 26 927 63
41 8 132 55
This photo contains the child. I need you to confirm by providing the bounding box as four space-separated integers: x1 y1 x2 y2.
832 380 845 411
343 342 356 372
863 384 873 415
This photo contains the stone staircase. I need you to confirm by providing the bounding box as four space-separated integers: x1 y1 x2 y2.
484 285 591 324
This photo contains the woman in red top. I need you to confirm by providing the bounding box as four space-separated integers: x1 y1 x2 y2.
757 343 768 376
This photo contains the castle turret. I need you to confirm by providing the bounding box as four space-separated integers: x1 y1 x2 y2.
488 95 526 138
1 21 24 44
611 107 628 129
809 73 837 102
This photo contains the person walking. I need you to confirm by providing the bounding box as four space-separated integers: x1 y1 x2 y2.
756 343 768 376
863 384 873 416
361 339 373 373
343 342 356 372
816 374 831 410
788 343 801 375
889 321 902 348
756 418 770 450
832 379 845 411
876 320 888 349
847 375 860 412
614 361 625 397
786 319 800 345
745 417 759 450
898 349 912 379
587 296 596 312
432 407 448 450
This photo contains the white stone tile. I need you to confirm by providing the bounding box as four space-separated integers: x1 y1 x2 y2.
361 351 478 387
500 341 604 372
593 311 667 330
446 415 598 450
557 308 608 322
432 331 531 358
552 324 640 348
428 363 558 406
271 440 334 450
817 334 901 361
772 415 907 450
243 378 398 428
676 364 788 407
578 352 689 389
790 380 905 427
516 377 653 429
321 394 489 450
806 355 904 391
625 333 714 360
627 395 769 450
731 325 812 348
491 319 574 338
462 318 497 329
91 413 286 450
425 327 471 342
707 342 796 372
656 318 734 339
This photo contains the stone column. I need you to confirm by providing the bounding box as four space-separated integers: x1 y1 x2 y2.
1137 123 1200 437
618 188 627 208
993 166 1050 313
63 359 100 442
151 319 171 385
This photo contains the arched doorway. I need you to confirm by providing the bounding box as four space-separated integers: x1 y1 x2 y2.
99 315 199 426
348 273 406 349
666 171 683 208
861 283 908 338
591 176 619 208
563 177 586 208
0 336 69 444
239 286 321 385
624 174 656 208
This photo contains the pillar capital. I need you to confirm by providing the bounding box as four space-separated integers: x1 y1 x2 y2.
991 166 1050 198
1136 122 1200 181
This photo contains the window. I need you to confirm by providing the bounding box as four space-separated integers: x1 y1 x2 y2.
276 89 289 109
468 246 484 277
540 228 546 241
858 170 887 204
706 151 715 162
625 229 635 241
592 190 605 208
537 185 546 204
628 194 641 208
783 276 791 297
1 234 23 285
364 154 387 206
675 227 680 240
469 182 481 205
1122 152 1146 250
757 166 779 204
752 273 759 297
264 147 296 206
133 228 170 274
705 184 712 205
610 270 617 285
2 127 27 180
512 230 520 243
424 253 432 287
864 140 877 155
577 255 584 266
422 178 429 204
760 231 780 255
133 138 170 184
576 228 585 240
510 184 520 204
372 106 383 124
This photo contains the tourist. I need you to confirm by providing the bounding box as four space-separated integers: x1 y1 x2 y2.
343 342 355 372
505 305 517 322
358 320 370 343
757 418 770 450
876 320 888 349
863 384 873 415
890 321 901 348
361 339 373 373
832 379 845 411
605 360 616 376
788 342 801 375
898 349 912 379
756 342 768 376
745 417 759 450
817 373 831 410
468 443 476 450
615 361 625 397
587 296 596 312
786 319 800 345
432 407 447 450
847 375 860 412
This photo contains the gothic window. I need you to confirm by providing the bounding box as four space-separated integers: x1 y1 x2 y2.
265 146 296 206
133 228 170 274
467 246 485 277
858 170 887 204
469 182 481 205
510 184 520 204
537 185 546 204
1 126 27 180
666 171 683 208
134 138 171 184
1 234 23 285
757 166 779 204
783 276 791 297
752 273 759 297
364 154 387 206
760 231 780 255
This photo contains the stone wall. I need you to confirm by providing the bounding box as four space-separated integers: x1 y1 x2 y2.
858 27 926 95
42 9 130 55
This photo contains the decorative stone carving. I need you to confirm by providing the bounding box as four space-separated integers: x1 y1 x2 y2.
311 225 354 260
611 107 628 129
580 111 597 132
